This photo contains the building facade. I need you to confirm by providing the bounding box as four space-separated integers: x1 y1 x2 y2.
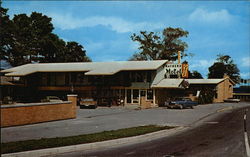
1 60 235 107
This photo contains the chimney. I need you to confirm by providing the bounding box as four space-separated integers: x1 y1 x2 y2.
178 51 181 64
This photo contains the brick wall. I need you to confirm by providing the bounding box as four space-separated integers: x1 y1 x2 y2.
214 79 233 102
0 95 77 127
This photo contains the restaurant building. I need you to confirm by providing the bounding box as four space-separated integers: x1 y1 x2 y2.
1 60 235 108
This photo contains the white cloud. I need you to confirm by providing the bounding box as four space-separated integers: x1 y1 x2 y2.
84 42 104 54
85 39 133 61
240 72 250 79
241 57 250 67
189 59 215 70
189 8 233 23
188 59 215 78
48 13 164 33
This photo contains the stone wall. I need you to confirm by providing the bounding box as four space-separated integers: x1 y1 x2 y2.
0 95 77 127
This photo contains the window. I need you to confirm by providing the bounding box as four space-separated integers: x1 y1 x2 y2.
147 72 152 82
71 73 77 83
127 89 131 103
130 71 147 82
49 73 56 86
147 89 153 100
215 93 218 99
41 73 47 86
65 73 70 85
140 90 146 97
56 73 65 86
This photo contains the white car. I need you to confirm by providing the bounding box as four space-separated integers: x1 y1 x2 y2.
41 96 63 102
224 98 240 103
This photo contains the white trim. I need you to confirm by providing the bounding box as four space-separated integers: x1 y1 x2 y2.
244 132 250 157
153 89 156 105
125 89 127 105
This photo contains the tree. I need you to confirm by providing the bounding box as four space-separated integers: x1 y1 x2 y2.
129 27 189 61
62 42 91 62
188 70 203 79
0 6 91 67
208 54 240 83
0 6 14 63
198 87 216 104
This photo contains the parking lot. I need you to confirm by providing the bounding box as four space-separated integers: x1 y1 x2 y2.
1 102 250 143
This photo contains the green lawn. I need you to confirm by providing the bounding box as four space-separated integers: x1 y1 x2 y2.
1 125 175 154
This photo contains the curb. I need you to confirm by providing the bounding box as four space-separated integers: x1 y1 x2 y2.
2 126 185 157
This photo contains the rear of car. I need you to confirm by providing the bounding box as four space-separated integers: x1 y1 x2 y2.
78 98 97 109
41 96 63 103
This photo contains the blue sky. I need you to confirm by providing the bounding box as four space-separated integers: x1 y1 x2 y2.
2 1 250 78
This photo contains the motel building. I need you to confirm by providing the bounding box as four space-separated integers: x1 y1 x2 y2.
1 60 235 108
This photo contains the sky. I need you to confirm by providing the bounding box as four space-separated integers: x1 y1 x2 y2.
2 1 250 79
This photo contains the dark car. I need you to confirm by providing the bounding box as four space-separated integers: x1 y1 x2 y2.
166 97 197 109
97 98 112 107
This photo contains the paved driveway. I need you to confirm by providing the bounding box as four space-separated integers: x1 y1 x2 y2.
1 102 249 143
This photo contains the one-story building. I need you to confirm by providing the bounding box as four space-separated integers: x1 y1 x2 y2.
1 60 235 108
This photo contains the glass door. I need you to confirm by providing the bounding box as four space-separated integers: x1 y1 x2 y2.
127 89 131 104
132 89 139 104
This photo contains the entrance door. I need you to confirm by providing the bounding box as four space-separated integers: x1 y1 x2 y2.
132 89 139 104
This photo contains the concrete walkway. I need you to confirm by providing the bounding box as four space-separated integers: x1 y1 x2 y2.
1 102 250 143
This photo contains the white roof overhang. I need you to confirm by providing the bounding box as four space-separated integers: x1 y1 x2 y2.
1 60 168 76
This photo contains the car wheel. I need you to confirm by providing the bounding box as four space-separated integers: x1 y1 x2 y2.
191 106 194 109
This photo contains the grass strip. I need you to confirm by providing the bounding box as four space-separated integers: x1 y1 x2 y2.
1 125 174 154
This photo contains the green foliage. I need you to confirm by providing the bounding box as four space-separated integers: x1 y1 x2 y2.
0 6 91 67
198 87 216 104
208 54 240 84
1 125 174 154
188 70 203 79
130 27 189 61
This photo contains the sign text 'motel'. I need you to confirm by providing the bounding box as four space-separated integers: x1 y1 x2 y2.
165 64 189 78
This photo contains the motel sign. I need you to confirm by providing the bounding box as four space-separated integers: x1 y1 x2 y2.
165 63 189 78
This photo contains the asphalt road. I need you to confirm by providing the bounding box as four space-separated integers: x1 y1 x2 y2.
3 103 249 143
54 105 250 157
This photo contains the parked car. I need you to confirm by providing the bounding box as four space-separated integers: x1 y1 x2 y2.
78 98 97 109
41 96 63 102
97 98 112 107
224 98 240 103
166 97 197 109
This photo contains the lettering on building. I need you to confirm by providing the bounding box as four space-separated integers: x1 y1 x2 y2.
165 63 189 78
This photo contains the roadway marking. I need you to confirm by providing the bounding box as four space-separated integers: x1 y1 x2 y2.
244 110 250 157
216 106 233 113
